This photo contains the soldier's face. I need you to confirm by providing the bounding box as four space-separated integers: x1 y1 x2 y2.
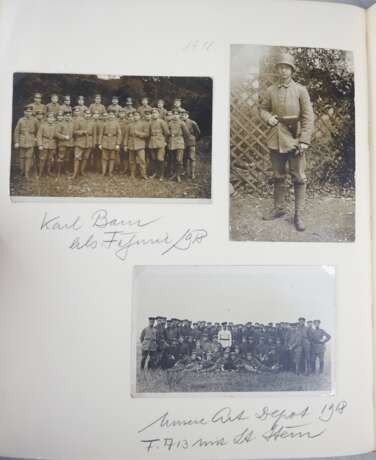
157 101 164 108
47 116 54 123
142 99 148 106
25 110 32 117
37 114 44 120
57 115 63 122
314 321 320 328
108 113 115 120
65 99 70 105
173 113 179 121
151 112 158 120
93 113 100 120
34 96 42 103
148 319 154 327
134 113 140 122
51 96 58 103
128 114 134 122
64 114 71 121
119 113 126 119
84 113 91 119
174 100 181 108
277 64 292 80
95 96 101 103
112 99 118 105
78 99 84 106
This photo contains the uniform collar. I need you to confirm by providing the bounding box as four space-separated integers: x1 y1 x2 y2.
278 78 294 88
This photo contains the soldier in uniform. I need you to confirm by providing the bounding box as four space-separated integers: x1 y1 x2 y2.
148 108 169 181
72 109 96 179
46 94 61 115
310 320 331 374
287 317 311 375
33 110 45 176
123 110 149 180
137 97 153 118
36 112 58 177
172 98 184 113
259 53 314 231
140 317 158 371
107 96 122 117
124 97 136 115
157 99 168 120
60 95 72 114
55 111 72 177
90 111 102 173
117 108 129 174
14 105 38 179
218 322 232 350
167 109 189 183
89 94 106 115
181 110 200 180
74 96 88 114
30 93 46 116
98 110 122 177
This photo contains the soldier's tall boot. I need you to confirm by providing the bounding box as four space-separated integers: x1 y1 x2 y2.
72 160 80 179
39 159 46 177
176 162 182 183
140 163 148 180
101 160 107 177
263 181 287 220
109 160 115 177
48 159 54 177
25 158 33 179
159 161 165 182
191 159 196 180
81 159 88 176
294 183 306 231
20 159 25 176
185 159 191 179
57 162 62 178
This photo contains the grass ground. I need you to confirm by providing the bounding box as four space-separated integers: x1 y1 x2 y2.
230 194 355 242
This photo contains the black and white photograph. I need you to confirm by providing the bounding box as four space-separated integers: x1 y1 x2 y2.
230 44 355 241
10 73 212 200
132 265 335 395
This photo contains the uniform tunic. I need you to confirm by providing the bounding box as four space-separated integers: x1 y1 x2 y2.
140 326 158 352
98 119 122 160
46 102 62 115
218 329 232 349
89 102 106 115
37 122 58 160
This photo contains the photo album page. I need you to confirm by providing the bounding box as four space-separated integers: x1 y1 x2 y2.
0 0 374 459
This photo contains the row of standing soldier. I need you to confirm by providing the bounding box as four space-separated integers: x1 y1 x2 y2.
140 316 331 376
13 94 200 182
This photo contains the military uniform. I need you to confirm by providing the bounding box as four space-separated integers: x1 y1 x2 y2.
14 109 38 178
124 117 150 179
30 102 46 116
37 119 59 175
89 102 106 115
46 101 62 115
137 103 153 117
107 103 122 116
98 116 122 176
168 116 189 182
56 117 74 173
74 104 88 114
140 322 158 370
259 53 314 231
73 114 96 178
148 116 169 180
310 325 331 373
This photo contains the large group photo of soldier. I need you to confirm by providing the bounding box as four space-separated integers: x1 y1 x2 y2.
229 44 355 242
133 265 334 394
10 73 212 199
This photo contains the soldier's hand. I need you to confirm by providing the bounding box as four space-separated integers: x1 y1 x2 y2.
65 135 70 140
14 143 19 149
299 142 308 151
268 115 279 127
115 145 120 150
39 146 43 150
98 144 102 150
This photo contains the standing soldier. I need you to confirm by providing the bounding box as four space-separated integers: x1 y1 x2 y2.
310 320 331 374
137 97 153 118
90 111 102 173
74 95 88 114
140 317 158 370
13 105 38 179
46 94 61 115
182 110 200 180
98 110 122 177
60 95 72 114
167 109 189 183
30 93 46 116
156 99 168 120
89 94 106 115
118 108 129 174
124 97 136 115
259 53 314 231
36 112 58 177
107 96 122 116
34 110 45 176
72 109 96 179
123 110 149 180
218 322 232 350
172 98 185 113
55 111 74 177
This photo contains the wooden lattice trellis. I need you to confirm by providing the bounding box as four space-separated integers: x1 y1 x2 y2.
230 74 349 197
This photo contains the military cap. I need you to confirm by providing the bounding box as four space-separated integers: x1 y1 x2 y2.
157 98 165 102
155 316 162 320
125 97 133 104
174 98 182 102
143 110 151 115
172 109 180 114
166 319 171 323
47 112 55 117
275 53 296 72
34 92 42 98
108 109 116 114
221 322 227 326
298 317 306 321
94 93 101 97
112 96 119 100
151 107 159 112
64 111 71 116
78 95 85 100
24 105 33 111
35 110 44 115
57 111 64 116
179 108 187 114
51 93 58 97
192 322 197 326
313 319 321 323
148 316 155 321
119 108 126 112
64 95 71 100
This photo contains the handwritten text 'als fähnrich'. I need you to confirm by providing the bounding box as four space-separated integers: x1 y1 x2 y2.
137 402 348 453
40 209 208 261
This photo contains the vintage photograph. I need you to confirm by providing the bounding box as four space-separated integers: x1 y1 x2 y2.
229 45 355 241
10 73 212 199
132 265 335 395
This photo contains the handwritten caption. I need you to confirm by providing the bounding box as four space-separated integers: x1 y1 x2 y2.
40 209 208 261
138 402 347 453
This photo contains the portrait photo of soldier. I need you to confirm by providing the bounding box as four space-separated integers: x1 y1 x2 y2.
10 73 212 200
132 265 335 395
229 44 355 242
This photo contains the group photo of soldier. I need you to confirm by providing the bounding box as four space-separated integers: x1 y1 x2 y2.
133 265 334 394
139 316 331 376
10 73 212 199
230 44 355 242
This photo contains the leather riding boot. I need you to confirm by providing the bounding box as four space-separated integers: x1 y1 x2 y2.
263 181 287 220
176 163 182 183
159 161 165 181
20 159 25 176
101 160 107 176
140 164 148 180
25 158 33 179
191 160 196 179
130 163 136 178
109 160 115 177
294 183 306 231
72 160 80 179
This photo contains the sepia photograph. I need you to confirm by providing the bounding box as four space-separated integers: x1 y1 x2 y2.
229 44 355 241
10 73 212 200
132 265 335 395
